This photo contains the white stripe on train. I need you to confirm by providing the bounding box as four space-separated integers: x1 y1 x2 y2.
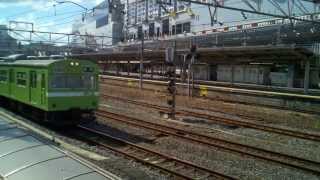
46 92 99 97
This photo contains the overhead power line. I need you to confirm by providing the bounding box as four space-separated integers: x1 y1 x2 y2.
1 27 114 39
35 9 85 21
37 19 77 28
177 0 320 24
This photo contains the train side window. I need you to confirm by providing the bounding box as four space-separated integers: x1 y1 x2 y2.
16 72 27 86
0 70 8 83
30 71 37 88
41 74 45 89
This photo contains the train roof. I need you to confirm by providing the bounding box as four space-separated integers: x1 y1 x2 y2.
0 60 62 67
0 59 95 67
0 116 118 180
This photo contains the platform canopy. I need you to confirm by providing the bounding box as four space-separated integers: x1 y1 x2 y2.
71 45 314 64
190 46 314 64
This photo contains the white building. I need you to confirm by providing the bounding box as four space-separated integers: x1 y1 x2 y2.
72 1 124 49
72 0 319 47
123 0 319 42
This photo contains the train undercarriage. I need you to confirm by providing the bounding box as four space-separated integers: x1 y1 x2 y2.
0 96 95 126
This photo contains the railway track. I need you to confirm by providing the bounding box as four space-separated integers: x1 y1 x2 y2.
76 125 235 180
96 110 320 176
101 94 320 143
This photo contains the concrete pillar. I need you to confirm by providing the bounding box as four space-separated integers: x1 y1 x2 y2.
116 64 120 76
287 64 295 88
127 61 130 76
151 65 154 79
181 54 187 82
304 60 310 93
207 64 210 80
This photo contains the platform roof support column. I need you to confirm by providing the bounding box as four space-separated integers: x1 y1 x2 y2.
127 61 130 76
304 59 310 94
287 64 295 88
151 65 154 79
231 64 235 85
116 63 120 76
181 54 187 82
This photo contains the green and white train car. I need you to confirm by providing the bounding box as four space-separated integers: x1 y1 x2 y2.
0 59 99 124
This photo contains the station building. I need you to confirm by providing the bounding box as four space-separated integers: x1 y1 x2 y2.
72 0 320 90
122 0 319 42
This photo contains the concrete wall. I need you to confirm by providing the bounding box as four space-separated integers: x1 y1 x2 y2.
310 70 320 88
102 76 320 114
193 64 209 80
217 65 270 85
270 72 288 87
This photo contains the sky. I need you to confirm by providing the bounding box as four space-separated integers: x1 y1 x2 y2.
0 0 105 33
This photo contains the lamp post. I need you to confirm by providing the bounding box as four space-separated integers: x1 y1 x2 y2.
54 0 88 11
53 0 89 54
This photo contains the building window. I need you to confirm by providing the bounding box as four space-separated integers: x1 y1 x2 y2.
96 15 108 28
178 5 185 11
149 23 155 37
162 19 170 35
138 26 143 40
172 25 176 35
176 24 182 34
183 22 191 33
157 27 160 37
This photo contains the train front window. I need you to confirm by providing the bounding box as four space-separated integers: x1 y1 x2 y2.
50 74 96 90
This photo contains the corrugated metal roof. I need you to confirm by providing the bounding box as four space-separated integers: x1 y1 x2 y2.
0 60 61 67
0 117 118 180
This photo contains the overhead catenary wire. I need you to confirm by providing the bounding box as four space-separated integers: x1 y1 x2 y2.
34 9 84 20
0 27 119 39
37 19 78 28
177 0 320 24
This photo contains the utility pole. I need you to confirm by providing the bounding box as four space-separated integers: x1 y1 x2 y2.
188 44 197 97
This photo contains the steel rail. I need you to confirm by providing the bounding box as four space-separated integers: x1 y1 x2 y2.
77 125 235 180
96 110 320 175
101 94 320 142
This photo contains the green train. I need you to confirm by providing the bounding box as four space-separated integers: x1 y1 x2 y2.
0 59 99 125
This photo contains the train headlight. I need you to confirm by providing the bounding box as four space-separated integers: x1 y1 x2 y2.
75 62 79 66
70 62 74 66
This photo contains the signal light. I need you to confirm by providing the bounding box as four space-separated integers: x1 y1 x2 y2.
167 86 175 94
168 80 175 87
167 100 173 106
190 44 197 53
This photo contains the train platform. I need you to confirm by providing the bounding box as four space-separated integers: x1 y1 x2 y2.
101 75 320 114
0 115 121 180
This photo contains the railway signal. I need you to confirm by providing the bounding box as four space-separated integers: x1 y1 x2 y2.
166 66 176 119
165 47 177 119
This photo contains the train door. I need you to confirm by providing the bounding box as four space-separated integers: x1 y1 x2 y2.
29 71 40 105
9 69 14 96
40 73 45 105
